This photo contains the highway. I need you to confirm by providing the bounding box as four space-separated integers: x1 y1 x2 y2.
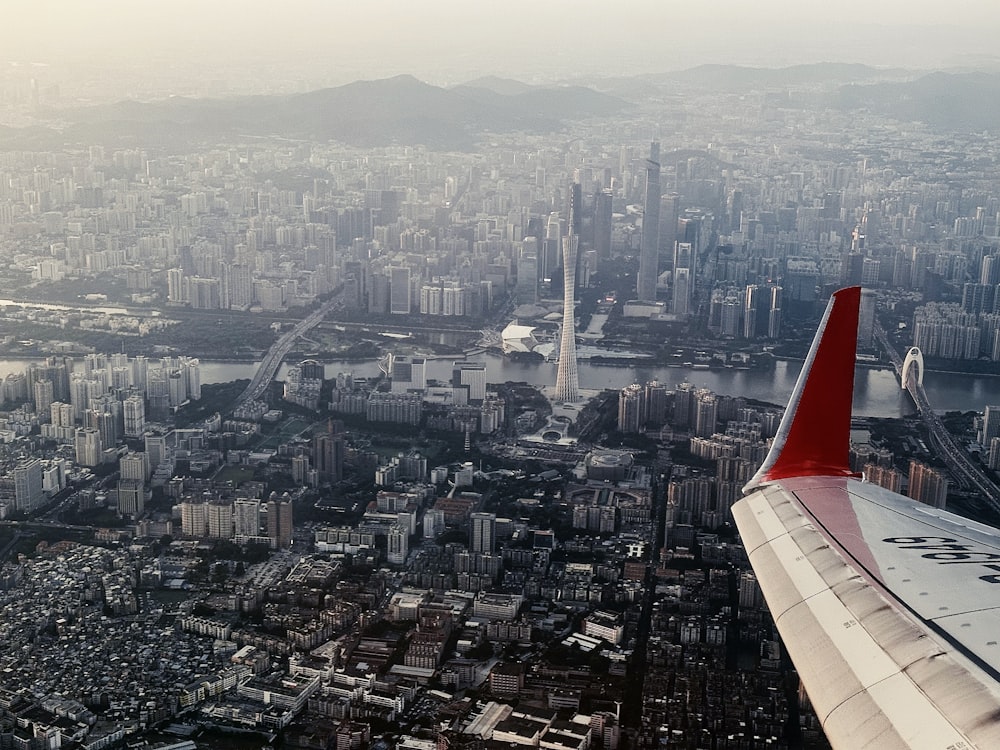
875 323 1000 512
233 296 342 408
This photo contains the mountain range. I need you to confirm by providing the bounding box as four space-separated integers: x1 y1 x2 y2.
3 65 999 151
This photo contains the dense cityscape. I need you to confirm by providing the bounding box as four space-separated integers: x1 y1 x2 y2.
4 16 1000 749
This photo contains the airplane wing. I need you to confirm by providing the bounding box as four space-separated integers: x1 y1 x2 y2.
733 286 1000 749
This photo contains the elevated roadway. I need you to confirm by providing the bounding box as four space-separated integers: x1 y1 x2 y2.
875 323 1000 511
233 296 342 409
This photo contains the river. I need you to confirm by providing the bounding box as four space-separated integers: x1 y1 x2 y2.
4 354 1000 419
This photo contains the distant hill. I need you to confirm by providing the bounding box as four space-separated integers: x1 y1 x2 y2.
457 76 534 96
654 62 912 90
832 71 1000 131
31 74 627 150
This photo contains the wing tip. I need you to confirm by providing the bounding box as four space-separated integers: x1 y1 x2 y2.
744 286 861 492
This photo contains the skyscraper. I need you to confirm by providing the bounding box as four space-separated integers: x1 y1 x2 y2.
387 523 409 565
266 492 294 549
516 238 538 305
470 512 496 554
14 459 44 513
637 142 661 301
554 183 581 403
594 189 613 259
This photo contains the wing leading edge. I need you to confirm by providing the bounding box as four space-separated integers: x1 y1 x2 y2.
733 286 1000 749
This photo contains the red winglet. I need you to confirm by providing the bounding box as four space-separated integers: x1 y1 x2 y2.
744 286 861 491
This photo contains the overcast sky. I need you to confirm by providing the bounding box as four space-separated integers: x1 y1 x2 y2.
3 1 999 99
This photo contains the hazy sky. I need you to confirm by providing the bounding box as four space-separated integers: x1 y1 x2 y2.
3 1 1000 100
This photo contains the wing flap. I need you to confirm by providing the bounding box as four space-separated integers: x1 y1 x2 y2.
733 483 1000 749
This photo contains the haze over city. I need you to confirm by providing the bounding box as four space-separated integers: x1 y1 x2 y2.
3 0 1000 101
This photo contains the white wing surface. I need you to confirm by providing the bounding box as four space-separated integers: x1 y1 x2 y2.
734 287 1000 749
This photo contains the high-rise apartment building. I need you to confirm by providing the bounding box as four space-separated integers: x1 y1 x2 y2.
123 393 145 438
907 459 948 509
618 384 645 433
267 493 294 549
234 498 262 540
387 523 409 565
75 427 103 467
470 512 496 554
14 459 44 512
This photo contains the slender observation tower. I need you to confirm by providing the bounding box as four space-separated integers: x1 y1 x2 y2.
554 182 581 403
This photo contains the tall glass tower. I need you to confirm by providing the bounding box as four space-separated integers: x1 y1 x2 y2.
554 182 582 403
637 141 661 301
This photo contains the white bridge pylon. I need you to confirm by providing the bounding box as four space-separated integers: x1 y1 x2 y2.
901 346 924 390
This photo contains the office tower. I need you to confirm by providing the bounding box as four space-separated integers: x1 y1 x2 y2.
554 184 581 403
594 189 613 259
390 266 411 314
907 459 948 509
768 285 783 339
470 512 496 554
14 459 44 512
672 267 691 315
453 363 487 403
637 142 661 301
266 493 294 549
672 241 693 315
123 393 145 437
387 523 409 565
116 479 145 518
234 498 262 539
659 192 680 257
388 355 426 394
75 427 103 467
516 238 538 304
120 451 150 481
542 212 561 281
745 283 782 340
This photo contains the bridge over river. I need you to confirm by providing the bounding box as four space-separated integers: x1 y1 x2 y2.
875 323 1000 512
